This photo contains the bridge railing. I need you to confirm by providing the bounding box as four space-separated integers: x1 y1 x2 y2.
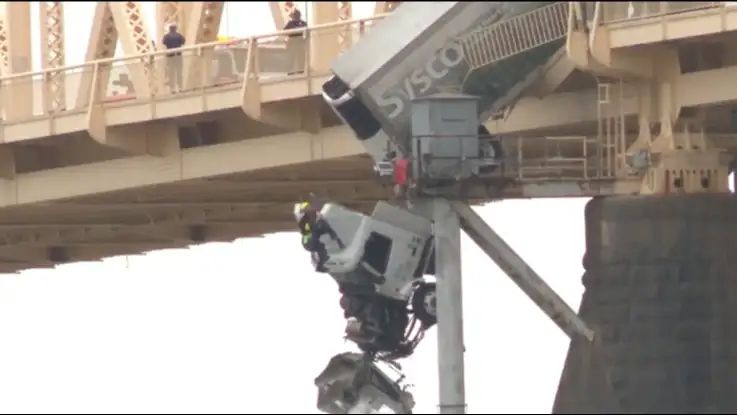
597 1 723 24
0 14 388 125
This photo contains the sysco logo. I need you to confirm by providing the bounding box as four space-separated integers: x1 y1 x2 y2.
375 41 466 119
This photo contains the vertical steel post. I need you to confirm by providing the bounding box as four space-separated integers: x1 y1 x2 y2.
433 197 466 414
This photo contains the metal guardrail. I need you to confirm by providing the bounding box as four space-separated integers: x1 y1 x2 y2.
598 1 723 24
458 2 569 71
512 135 602 181
0 14 388 124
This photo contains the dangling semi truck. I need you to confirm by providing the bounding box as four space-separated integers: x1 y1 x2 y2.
307 2 571 413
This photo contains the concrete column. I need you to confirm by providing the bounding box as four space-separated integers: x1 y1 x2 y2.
433 198 466 414
554 194 737 413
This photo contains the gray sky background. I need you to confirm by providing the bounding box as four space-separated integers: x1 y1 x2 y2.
0 2 593 414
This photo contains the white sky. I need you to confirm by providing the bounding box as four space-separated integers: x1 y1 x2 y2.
1 2 592 414
0 199 589 414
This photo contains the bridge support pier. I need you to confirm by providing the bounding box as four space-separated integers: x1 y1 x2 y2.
554 194 737 413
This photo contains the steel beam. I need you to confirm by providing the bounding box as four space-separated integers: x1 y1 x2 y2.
309 1 341 73
184 1 223 44
40 2 66 113
433 198 467 414
0 220 295 248
484 87 638 136
77 2 118 109
156 1 189 43
0 11 8 75
84 2 118 61
452 201 594 342
1 2 31 73
108 1 156 98
269 1 296 31
183 1 224 91
0 125 364 207
1 2 32 120
337 1 353 52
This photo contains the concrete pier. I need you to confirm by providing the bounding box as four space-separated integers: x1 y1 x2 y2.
554 194 737 413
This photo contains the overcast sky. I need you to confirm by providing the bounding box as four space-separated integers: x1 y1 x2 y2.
0 198 589 414
0 2 592 414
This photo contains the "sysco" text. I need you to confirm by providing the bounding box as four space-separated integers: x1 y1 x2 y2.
374 41 466 120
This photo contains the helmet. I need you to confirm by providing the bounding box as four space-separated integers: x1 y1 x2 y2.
293 201 311 223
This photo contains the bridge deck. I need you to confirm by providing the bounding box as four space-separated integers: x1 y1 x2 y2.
0 3 735 273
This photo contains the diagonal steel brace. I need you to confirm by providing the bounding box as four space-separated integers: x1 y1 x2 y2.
452 201 595 342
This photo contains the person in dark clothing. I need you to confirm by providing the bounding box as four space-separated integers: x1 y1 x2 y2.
295 200 331 272
284 9 307 34
162 24 186 93
304 222 330 273
283 9 307 75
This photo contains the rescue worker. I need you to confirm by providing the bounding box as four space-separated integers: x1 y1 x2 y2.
294 200 329 272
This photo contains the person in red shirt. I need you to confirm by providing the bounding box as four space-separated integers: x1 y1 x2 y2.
393 156 410 199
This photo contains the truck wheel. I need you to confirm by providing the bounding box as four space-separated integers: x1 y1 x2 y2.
412 282 437 327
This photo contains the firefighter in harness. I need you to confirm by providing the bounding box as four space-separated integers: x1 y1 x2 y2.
294 200 331 272
293 199 410 355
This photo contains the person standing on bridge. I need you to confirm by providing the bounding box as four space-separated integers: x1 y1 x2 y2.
284 9 307 75
163 24 186 93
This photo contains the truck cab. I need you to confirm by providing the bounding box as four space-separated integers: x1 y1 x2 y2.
316 201 434 301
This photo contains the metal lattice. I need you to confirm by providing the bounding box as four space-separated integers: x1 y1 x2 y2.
338 1 352 52
193 2 224 43
115 2 157 95
0 15 9 74
41 2 65 112
158 1 185 37
182 2 224 91
120 2 155 55
96 4 118 59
